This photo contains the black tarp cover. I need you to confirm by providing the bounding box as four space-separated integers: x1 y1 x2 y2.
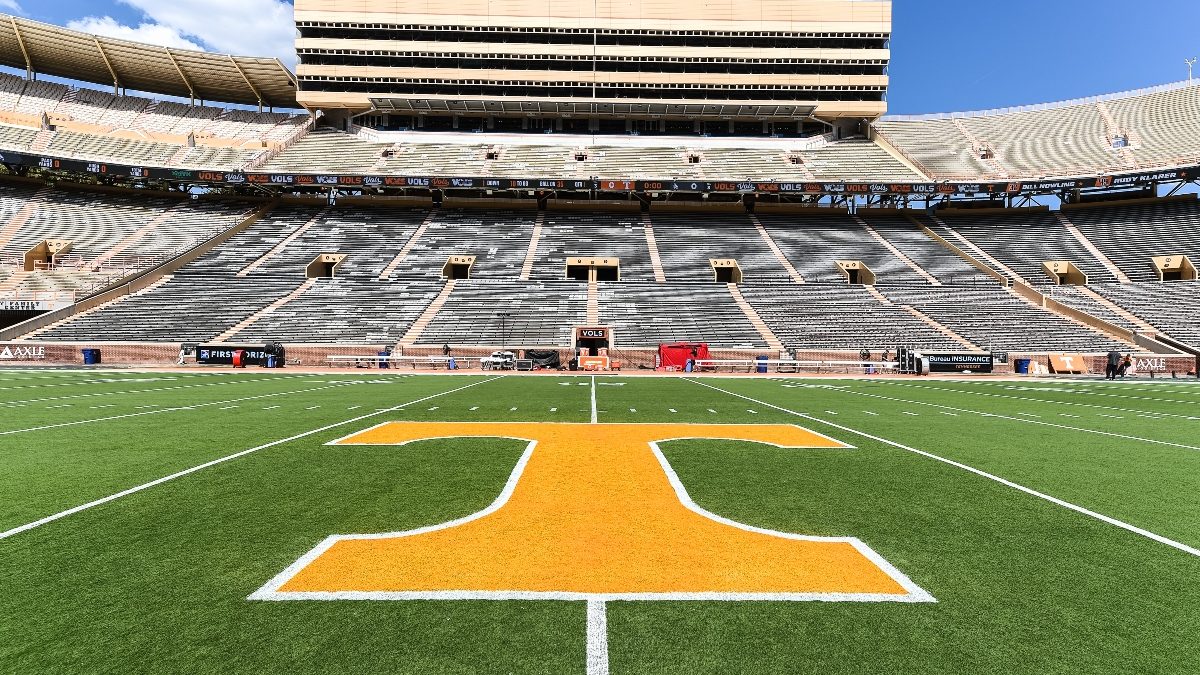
524 349 562 368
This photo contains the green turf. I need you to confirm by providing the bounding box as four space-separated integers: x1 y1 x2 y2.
1 371 1198 673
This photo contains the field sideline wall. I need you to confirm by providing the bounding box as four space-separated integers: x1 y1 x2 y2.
3 341 1196 376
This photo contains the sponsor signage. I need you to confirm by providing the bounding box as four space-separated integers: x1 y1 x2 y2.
5 148 1197 197
1049 354 1090 374
0 300 51 311
0 344 46 360
925 353 995 373
196 345 270 366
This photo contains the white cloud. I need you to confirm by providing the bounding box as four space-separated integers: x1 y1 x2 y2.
0 0 22 14
66 16 204 51
118 0 297 68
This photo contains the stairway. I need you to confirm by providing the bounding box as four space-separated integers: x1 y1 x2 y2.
397 279 456 346
214 278 317 342
519 211 544 280
379 210 435 279
855 215 941 285
586 279 600 325
900 304 981 351
1055 211 1131 283
642 213 667 282
727 283 784 352
238 206 329 277
952 119 1010 178
748 213 805 283
929 215 1027 284
91 202 189 270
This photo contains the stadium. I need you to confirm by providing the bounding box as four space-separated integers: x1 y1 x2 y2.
1 1 1199 672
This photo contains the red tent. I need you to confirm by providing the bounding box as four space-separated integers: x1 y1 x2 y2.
657 342 709 371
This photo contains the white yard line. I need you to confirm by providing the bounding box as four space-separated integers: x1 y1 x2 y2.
0 382 367 437
590 376 598 424
586 599 609 675
0 375 316 407
0 377 501 541
810 383 1200 453
877 381 1200 421
689 379 1200 559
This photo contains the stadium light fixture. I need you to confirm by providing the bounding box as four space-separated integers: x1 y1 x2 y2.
1188 58 1197 83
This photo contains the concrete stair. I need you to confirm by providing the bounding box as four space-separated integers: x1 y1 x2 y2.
1075 285 1158 333
1055 211 1131 283
728 282 784 352
587 279 600 325
238 206 329 277
899 304 981 351
749 213 805 283
642 213 667 282
930 214 1027 284
214 278 317 342
91 202 189 269
519 210 544 280
855 215 941 285
379 210 435 279
397 279 456 346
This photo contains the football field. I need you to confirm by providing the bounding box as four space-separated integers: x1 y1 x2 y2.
1 370 1198 673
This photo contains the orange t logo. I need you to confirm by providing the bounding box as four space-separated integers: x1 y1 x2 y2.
252 422 932 603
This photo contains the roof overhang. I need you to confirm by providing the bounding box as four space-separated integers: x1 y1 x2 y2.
0 14 298 108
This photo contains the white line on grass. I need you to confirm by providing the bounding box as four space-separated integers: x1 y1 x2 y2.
876 381 1200 421
0 378 501 541
689 379 1200 559
0 382 361 437
586 599 609 675
590 376 598 424
819 383 1200 453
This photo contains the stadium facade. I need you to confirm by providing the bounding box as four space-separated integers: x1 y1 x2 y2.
294 0 890 134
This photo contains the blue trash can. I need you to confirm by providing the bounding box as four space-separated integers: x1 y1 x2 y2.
448 357 457 370
1015 358 1031 374
378 351 390 369
266 355 277 369
756 355 769 374
81 348 101 365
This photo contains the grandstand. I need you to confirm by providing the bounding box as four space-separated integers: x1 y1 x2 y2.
0 3 1193 377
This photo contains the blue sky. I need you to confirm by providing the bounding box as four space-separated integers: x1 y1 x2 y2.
6 0 1200 115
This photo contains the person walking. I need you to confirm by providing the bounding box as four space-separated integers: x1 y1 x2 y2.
1105 350 1121 380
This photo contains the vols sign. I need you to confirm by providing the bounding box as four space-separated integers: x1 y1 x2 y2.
252 422 933 603
1049 354 1090 374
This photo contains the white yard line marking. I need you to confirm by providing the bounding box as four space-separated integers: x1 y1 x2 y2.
707 409 717 414
428 406 439 411
590 376 598 424
689 379 1200 559
263 406 281 410
549 407 557 412
586 599 609 675
0 377 501 541
824 410 838 415
347 406 361 411
629 408 637 413
669 408 677 413
747 409 758 414
940 412 958 417
834 384 1200 453
469 406 479 411
1 383 360 437
510 407 518 411
306 406 321 410
0 376 314 407
890 381 1200 418
863 411 879 416
218 406 238 411
902 412 919 416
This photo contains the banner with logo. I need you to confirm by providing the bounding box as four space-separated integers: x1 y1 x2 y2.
925 353 995 373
